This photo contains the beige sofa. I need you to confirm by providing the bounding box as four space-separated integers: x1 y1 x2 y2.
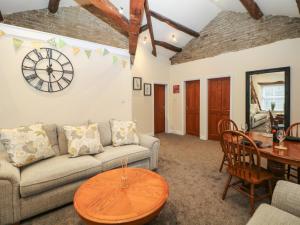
0 122 160 225
247 181 300 225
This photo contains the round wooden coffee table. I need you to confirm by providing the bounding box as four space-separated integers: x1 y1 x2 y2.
74 168 169 225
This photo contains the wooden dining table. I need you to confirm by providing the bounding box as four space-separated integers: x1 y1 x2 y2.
248 132 300 182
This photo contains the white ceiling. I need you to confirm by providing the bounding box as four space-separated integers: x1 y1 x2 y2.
1 0 299 57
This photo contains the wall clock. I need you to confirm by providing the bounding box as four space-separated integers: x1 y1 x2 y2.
22 48 74 92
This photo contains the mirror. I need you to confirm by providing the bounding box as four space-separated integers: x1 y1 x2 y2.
246 67 290 133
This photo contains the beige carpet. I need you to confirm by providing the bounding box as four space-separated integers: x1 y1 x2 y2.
22 134 269 225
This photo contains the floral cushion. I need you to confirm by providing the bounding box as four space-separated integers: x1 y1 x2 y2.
0 124 55 167
64 123 104 157
110 119 139 147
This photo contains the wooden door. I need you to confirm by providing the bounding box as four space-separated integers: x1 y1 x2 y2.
154 84 165 134
208 77 231 140
186 80 200 136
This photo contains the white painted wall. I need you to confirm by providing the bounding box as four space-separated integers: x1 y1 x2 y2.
0 24 132 128
132 44 170 135
168 38 300 140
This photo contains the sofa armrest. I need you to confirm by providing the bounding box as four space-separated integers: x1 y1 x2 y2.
0 157 21 224
272 180 300 217
139 134 160 170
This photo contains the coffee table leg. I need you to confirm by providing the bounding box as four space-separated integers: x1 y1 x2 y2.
267 160 286 184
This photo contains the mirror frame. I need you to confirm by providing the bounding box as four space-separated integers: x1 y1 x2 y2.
245 67 290 130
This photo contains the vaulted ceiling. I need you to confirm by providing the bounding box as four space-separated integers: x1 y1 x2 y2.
1 0 300 59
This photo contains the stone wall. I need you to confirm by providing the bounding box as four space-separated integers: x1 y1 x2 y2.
3 6 128 49
171 11 300 64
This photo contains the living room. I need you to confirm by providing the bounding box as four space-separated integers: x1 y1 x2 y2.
0 0 300 225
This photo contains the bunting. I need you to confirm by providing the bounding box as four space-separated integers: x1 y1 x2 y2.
72 47 80 55
112 55 118 64
47 38 57 48
0 31 128 69
85 49 92 58
103 48 110 56
12 38 23 50
0 30 5 37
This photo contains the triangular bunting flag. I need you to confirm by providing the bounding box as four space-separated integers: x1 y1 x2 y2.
85 49 92 58
96 49 102 55
32 41 43 49
103 48 109 56
0 30 6 37
47 38 57 48
12 38 23 50
112 55 118 64
72 47 80 55
57 38 66 48
122 60 128 69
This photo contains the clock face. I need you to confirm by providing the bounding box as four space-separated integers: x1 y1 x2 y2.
22 48 74 92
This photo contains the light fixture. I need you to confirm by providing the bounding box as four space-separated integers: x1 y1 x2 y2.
143 36 147 44
118 7 124 15
171 34 177 42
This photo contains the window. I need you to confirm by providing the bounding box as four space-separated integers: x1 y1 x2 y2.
261 85 284 111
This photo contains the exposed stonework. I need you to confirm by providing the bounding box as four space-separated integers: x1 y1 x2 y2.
171 11 300 64
3 6 128 49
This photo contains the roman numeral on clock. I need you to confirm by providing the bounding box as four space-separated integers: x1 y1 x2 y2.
62 76 71 84
25 55 38 64
25 74 38 82
48 82 53 92
57 81 64 90
33 49 43 60
46 48 52 59
36 79 44 90
23 65 35 71
63 70 73 74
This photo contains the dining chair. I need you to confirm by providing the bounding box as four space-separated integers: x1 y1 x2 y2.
217 119 238 172
286 122 300 184
221 130 273 215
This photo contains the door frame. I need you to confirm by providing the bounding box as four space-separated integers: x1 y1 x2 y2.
181 74 233 140
153 82 169 134
182 79 201 137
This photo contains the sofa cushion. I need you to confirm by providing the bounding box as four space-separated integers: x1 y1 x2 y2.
246 204 300 225
57 126 68 155
110 120 139 147
43 124 59 155
20 155 102 198
0 124 56 167
94 145 151 171
64 124 104 157
254 113 267 122
97 122 113 147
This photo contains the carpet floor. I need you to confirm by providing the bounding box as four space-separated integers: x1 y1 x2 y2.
21 134 269 225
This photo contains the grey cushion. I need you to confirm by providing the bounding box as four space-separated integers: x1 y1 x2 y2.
246 204 300 225
57 126 68 155
20 155 102 198
94 145 151 171
97 122 112 147
43 124 59 155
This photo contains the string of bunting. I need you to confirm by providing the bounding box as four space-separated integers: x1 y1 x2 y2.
0 30 128 69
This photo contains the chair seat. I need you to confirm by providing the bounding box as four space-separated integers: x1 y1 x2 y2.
227 164 273 184
94 145 151 171
20 155 102 198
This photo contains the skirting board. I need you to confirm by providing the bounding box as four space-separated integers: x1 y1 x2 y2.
168 130 185 135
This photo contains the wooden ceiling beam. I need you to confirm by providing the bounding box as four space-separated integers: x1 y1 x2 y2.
144 0 157 56
240 0 263 20
150 10 199 37
154 40 182 53
139 24 149 33
90 0 129 35
0 11 3 22
48 0 61 13
296 0 300 14
129 0 145 58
